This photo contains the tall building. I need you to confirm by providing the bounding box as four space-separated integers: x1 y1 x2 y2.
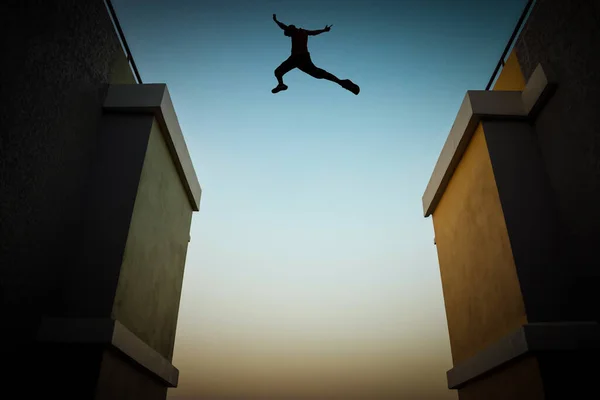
1 1 200 398
422 0 600 398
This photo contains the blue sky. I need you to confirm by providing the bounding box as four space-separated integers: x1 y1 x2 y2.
112 0 527 398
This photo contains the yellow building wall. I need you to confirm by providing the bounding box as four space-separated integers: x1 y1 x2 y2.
493 50 526 91
432 124 527 364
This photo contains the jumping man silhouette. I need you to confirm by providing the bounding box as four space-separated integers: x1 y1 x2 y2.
271 14 360 95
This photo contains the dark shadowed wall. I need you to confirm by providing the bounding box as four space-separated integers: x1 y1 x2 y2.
0 0 143 396
514 0 600 323
0 0 135 341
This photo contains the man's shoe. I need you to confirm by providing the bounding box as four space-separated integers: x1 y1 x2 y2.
271 83 288 94
342 79 360 95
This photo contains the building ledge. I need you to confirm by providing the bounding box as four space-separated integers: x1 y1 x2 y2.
422 63 556 217
103 84 202 212
37 317 179 387
447 321 600 389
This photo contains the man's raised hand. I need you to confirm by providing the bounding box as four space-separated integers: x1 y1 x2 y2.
324 24 333 32
273 14 277 21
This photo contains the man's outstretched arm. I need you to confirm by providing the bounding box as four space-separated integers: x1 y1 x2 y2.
307 25 332 36
273 14 288 30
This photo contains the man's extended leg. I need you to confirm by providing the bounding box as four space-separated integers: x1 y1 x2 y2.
273 56 297 94
298 59 360 95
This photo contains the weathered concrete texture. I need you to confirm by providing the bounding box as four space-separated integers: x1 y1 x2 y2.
95 349 169 400
31 343 168 400
0 0 136 343
432 124 527 365
112 119 193 361
515 0 600 321
0 0 150 396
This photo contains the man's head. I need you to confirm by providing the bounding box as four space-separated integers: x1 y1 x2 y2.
284 25 298 37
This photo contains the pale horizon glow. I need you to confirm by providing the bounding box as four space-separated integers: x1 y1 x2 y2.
112 0 528 398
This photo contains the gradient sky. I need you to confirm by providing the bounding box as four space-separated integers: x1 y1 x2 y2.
112 1 527 398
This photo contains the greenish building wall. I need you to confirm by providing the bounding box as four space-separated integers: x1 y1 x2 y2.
112 119 193 361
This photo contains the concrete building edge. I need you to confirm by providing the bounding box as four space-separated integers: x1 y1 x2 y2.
103 83 202 212
422 63 556 217
446 321 600 390
36 317 179 388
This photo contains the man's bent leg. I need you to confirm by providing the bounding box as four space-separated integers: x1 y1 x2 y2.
273 57 297 93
